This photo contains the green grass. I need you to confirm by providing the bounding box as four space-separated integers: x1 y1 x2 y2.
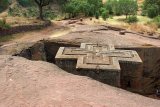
137 16 152 24
0 35 15 43
107 15 152 25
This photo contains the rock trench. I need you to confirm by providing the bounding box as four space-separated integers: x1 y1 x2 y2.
14 40 160 97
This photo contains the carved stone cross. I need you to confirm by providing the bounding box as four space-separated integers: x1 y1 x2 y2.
55 43 142 71
55 43 142 87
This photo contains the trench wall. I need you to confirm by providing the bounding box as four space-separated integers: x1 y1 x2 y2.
17 41 160 94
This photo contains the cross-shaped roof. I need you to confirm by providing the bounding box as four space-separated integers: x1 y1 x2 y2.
55 43 142 71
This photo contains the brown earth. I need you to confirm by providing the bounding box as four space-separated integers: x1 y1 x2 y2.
1 20 160 48
0 55 160 107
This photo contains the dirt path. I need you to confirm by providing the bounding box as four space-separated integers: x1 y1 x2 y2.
0 21 71 46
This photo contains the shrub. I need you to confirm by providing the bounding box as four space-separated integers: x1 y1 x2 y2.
104 0 138 18
108 0 122 16
63 0 102 18
0 0 9 12
127 15 138 23
95 11 100 19
17 0 33 7
119 0 138 19
0 19 11 30
43 10 57 20
141 10 147 16
153 16 160 27
8 4 57 20
147 5 159 18
142 0 160 17
101 10 109 21
104 0 114 14
100 7 106 14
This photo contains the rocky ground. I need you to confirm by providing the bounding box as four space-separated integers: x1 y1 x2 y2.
0 55 160 107
1 19 160 47
0 19 160 106
53 21 160 47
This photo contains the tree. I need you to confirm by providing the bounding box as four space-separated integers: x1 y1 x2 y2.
87 0 102 16
142 0 160 18
119 0 138 19
147 5 159 18
102 10 109 20
104 0 114 14
63 0 102 18
104 0 138 18
0 0 9 13
17 0 33 7
34 0 50 20
112 0 122 16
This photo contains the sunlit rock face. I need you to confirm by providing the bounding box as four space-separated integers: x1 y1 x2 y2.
0 55 160 107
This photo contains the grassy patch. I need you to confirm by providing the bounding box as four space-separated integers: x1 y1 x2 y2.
107 15 152 25
0 35 15 43
0 19 11 29
105 15 158 33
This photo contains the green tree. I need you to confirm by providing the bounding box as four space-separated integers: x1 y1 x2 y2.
63 0 102 18
87 0 102 16
17 0 33 7
147 5 159 18
112 0 122 15
0 0 9 12
104 0 114 14
102 10 109 21
34 0 50 20
119 0 138 19
142 0 160 18
95 11 100 19
105 0 137 18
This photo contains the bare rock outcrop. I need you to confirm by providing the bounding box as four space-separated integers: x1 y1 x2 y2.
0 55 160 107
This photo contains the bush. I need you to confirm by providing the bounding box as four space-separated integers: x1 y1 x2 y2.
43 10 57 20
8 4 57 20
147 5 159 18
0 0 9 12
100 7 106 14
153 16 160 27
101 10 109 21
127 15 138 23
104 0 138 18
141 10 147 16
104 0 114 14
102 11 107 21
17 0 33 7
0 19 11 29
63 0 102 18
95 11 100 19
142 0 160 18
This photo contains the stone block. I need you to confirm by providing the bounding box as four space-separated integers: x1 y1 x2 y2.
55 43 142 87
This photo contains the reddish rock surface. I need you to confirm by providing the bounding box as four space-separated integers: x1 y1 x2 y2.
0 55 160 107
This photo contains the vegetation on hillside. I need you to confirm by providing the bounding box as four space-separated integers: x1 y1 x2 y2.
0 0 10 12
0 0 160 34
0 19 10 29
142 0 160 18
63 0 102 18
